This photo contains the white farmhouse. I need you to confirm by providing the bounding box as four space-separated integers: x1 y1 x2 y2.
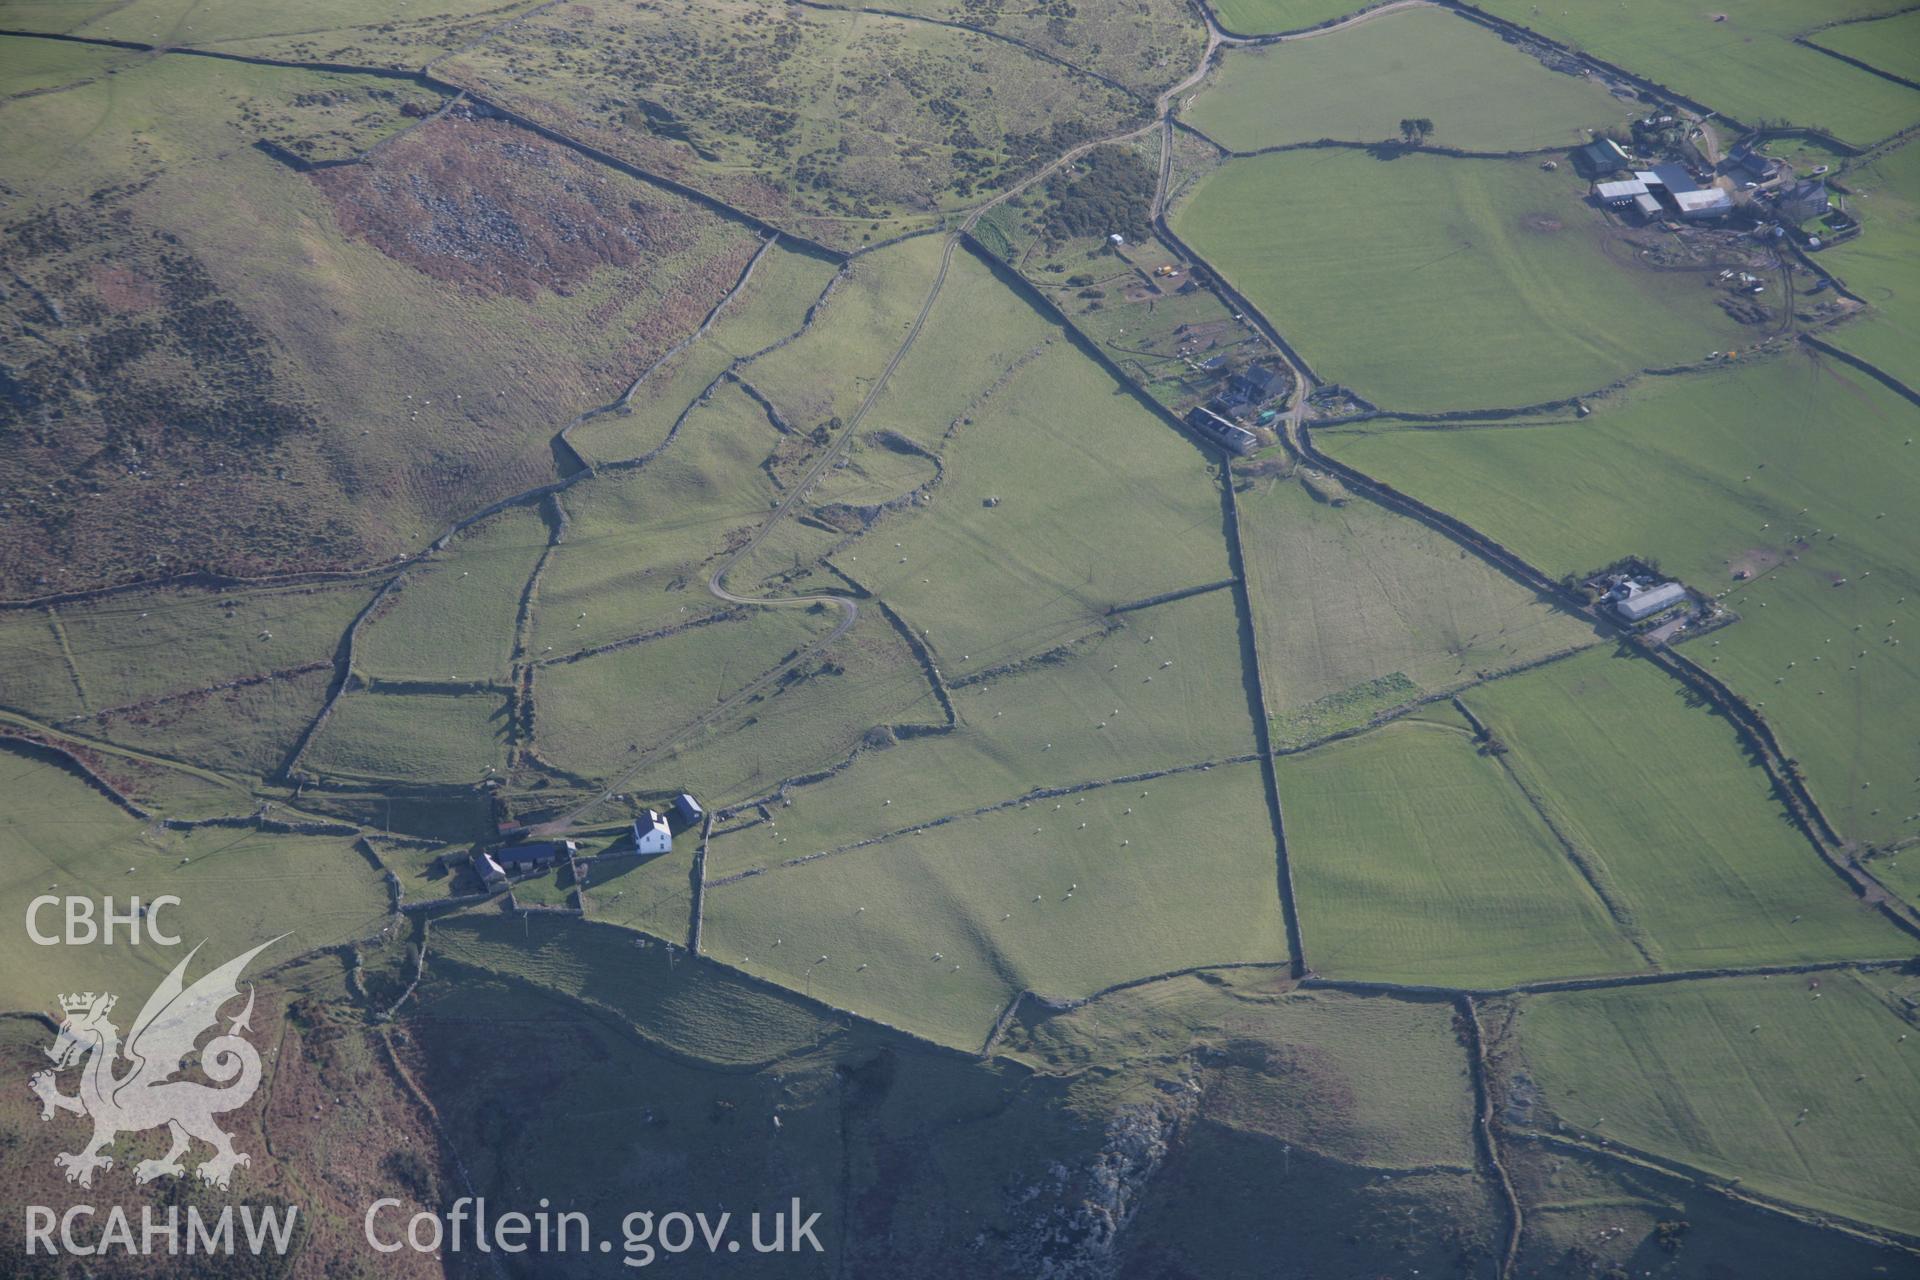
632 809 673 855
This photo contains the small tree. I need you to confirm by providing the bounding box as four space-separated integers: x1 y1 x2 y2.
1398 118 1435 146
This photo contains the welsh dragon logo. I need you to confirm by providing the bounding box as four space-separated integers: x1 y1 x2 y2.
29 937 281 1189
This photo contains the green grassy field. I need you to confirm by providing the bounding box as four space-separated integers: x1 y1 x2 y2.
1239 469 1596 746
1806 9 1920 89
1206 0 1371 36
581 844 698 943
1278 714 1645 987
87 666 333 781
745 234 956 430
1511 972 1920 1236
303 687 509 783
1462 648 1912 967
1476 0 1920 148
41 583 369 715
355 508 548 681
1320 351 1920 850
837 257 1235 679
705 760 1288 1048
1820 139 1920 391
533 390 798 658
0 29 137 92
0 609 92 722
584 608 945 808
535 607 839 775
708 587 1261 877
1173 149 1759 411
0 749 389 1008
1186 7 1630 153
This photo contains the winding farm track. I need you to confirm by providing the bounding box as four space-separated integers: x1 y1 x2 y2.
548 34 1222 830
4 11 1918 1262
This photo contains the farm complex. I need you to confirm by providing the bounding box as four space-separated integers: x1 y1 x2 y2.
0 0 1915 1275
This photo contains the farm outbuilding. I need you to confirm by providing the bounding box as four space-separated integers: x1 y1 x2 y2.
1579 136 1631 175
470 852 506 885
633 810 673 855
1613 581 1688 621
670 793 704 830
1673 188 1733 220
1185 406 1258 455
497 840 576 873
1729 148 1781 182
1595 178 1649 207
1595 166 1727 220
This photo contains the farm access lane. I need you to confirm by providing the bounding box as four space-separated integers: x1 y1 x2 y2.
1205 0 1436 46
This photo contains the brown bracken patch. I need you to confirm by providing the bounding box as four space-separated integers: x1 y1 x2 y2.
312 112 698 301
88 261 161 311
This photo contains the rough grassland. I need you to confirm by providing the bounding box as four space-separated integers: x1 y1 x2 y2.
1013 975 1480 1169
875 0 1206 95
1462 648 1911 967
1187 7 1630 153
709 587 1261 877
304 688 509 784
1476 0 1920 147
0 56 762 592
438 0 1143 249
567 243 838 466
1239 470 1596 746
24 0 521 55
1806 9 1920 90
0 750 388 1007
428 912 840 1067
355 507 548 681
704 760 1288 1048
1174 150 1755 411
1321 351 1920 850
1278 715 1645 987
1508 1133 1919 1279
1206 0 1370 37
1514 973 1920 1236
1821 139 1920 391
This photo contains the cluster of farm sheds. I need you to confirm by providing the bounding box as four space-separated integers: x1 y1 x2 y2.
460 792 703 887
1578 126 1856 248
